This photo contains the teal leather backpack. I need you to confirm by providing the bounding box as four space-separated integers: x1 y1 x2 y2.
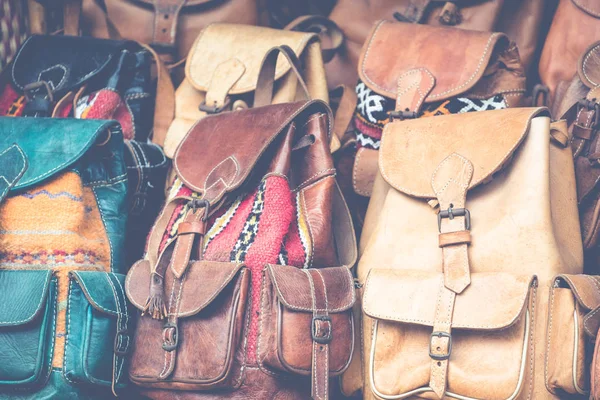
0 118 133 399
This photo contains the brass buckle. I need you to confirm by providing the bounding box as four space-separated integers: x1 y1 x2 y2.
190 198 210 221
388 110 417 121
162 322 179 352
23 81 54 103
199 97 231 114
113 327 130 356
577 98 600 129
311 315 333 344
437 205 470 232
429 331 452 361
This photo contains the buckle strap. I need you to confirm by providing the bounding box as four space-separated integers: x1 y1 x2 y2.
106 273 131 396
390 68 435 121
428 287 456 398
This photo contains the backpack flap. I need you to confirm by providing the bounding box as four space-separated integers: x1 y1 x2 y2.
572 0 600 18
10 35 143 116
362 268 536 399
0 270 57 388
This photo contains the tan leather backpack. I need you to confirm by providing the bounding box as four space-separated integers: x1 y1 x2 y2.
539 0 600 108
295 0 547 90
340 106 593 399
162 23 334 190
338 20 526 229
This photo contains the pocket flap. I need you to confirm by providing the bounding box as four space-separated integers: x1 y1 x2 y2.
125 259 244 317
185 24 316 95
0 270 53 326
358 20 509 101
265 264 355 313
379 107 548 199
69 271 127 317
578 41 600 89
363 269 535 330
554 274 600 312
572 0 600 17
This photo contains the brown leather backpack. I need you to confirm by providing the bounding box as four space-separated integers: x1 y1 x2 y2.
124 48 357 400
294 0 547 90
539 0 600 107
338 20 526 230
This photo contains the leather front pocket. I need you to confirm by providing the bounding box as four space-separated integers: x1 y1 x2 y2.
126 260 249 391
545 274 600 396
63 271 132 388
0 270 56 388
257 265 355 377
362 269 536 400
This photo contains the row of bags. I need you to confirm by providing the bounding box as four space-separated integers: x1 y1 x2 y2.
2 2 600 400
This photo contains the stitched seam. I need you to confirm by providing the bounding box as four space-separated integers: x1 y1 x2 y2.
352 148 370 197
111 274 129 382
0 145 26 198
125 261 145 308
583 45 600 87
545 287 556 394
585 305 600 337
301 190 315 268
293 174 336 194
575 0 600 23
72 272 116 315
105 273 124 383
37 64 68 91
301 113 326 129
159 278 178 377
568 276 595 310
526 284 537 400
0 272 52 324
63 280 76 384
45 285 57 385
204 155 240 192
295 168 336 191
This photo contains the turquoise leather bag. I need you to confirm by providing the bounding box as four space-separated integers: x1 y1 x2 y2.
0 118 133 399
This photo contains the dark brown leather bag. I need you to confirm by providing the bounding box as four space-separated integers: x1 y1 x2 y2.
296 0 546 90
125 48 357 400
539 0 600 107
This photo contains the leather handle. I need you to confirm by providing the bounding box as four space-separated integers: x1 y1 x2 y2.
285 15 344 63
254 45 310 108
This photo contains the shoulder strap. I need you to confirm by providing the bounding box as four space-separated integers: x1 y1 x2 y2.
285 15 344 63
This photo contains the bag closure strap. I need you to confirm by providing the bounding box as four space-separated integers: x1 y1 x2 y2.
285 15 344 64
106 272 131 396
389 68 435 121
305 269 333 400
201 58 246 114
427 152 474 398
571 87 600 158
151 0 186 51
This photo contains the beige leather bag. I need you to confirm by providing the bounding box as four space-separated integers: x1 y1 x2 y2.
162 23 331 164
341 107 587 398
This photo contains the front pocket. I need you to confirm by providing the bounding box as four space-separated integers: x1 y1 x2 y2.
545 274 600 396
63 271 131 389
362 269 536 400
125 259 249 391
0 269 56 388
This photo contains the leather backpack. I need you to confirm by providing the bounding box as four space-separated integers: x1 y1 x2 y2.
539 0 600 108
340 106 594 399
338 20 526 229
0 118 133 398
162 23 334 188
0 34 174 265
125 47 357 400
292 0 547 90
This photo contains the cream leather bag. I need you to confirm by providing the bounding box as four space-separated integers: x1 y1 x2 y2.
163 23 331 162
342 107 588 399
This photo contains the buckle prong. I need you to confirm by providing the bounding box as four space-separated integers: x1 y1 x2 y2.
429 331 452 361
437 205 470 232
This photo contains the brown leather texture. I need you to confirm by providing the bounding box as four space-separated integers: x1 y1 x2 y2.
539 0 600 106
342 107 585 399
81 0 259 60
323 0 545 89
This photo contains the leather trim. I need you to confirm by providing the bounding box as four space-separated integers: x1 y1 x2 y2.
69 271 127 317
379 108 549 199
572 0 600 17
578 41 600 88
363 269 536 330
0 269 53 326
185 24 317 95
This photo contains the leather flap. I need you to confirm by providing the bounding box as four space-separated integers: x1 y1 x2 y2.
578 41 600 88
554 274 600 312
0 270 53 327
572 0 600 17
379 108 549 199
11 35 141 96
265 264 355 313
358 20 508 101
363 269 535 330
0 117 121 191
69 271 127 317
125 259 244 317
185 23 317 94
174 100 330 194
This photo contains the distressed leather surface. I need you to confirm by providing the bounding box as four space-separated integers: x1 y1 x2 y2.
0 144 27 204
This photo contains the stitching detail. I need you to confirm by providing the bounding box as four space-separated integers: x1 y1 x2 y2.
125 260 146 309
574 0 600 20
0 145 26 200
301 113 326 130
295 168 336 191
526 284 537 400
63 280 76 384
352 148 371 197
0 271 52 324
583 44 600 86
301 190 314 268
396 68 435 111
204 155 240 192
545 285 557 394
71 272 117 315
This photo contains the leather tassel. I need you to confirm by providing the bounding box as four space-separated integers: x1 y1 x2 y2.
142 273 168 320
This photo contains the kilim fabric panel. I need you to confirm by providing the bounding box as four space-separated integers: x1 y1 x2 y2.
0 0 27 70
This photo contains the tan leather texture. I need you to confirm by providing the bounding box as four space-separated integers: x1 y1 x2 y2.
539 0 600 106
81 0 259 60
546 274 600 396
163 24 330 159
343 108 585 399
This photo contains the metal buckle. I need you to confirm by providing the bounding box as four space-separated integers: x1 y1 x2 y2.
23 81 54 103
388 110 418 121
162 322 179 352
429 331 452 361
437 205 470 232
113 327 130 356
577 98 600 129
199 97 231 114
190 198 210 221
311 315 333 344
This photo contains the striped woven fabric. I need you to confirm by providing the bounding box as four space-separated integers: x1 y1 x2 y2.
0 0 27 70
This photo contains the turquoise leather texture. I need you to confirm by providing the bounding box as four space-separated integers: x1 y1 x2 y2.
0 270 56 387
0 144 27 204
64 271 131 388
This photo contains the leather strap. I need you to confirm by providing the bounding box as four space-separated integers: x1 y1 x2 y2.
106 272 131 396
306 269 332 400
330 85 357 152
169 209 207 278
254 45 310 108
394 68 435 115
428 286 456 398
285 15 344 63
152 0 186 50
63 0 82 35
28 0 47 34
0 145 27 205
204 58 245 112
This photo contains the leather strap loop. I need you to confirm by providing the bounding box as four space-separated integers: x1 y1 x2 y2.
438 230 471 247
285 15 344 63
307 269 331 400
152 0 186 49
254 45 310 108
